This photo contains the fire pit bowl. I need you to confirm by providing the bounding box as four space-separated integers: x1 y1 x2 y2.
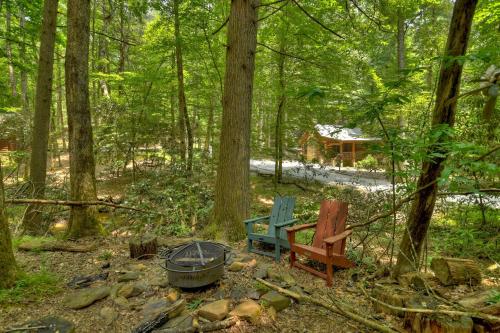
164 241 229 288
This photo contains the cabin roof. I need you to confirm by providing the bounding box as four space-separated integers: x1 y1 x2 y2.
314 124 381 141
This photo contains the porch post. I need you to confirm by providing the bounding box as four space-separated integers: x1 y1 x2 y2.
352 142 356 165
339 141 343 167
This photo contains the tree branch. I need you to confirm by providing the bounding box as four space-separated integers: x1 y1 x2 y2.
290 0 345 39
212 16 229 35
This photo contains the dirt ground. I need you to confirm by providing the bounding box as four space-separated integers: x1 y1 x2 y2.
0 235 389 333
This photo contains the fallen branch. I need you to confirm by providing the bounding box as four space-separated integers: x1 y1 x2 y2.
256 278 397 333
4 326 48 332
133 299 186 333
18 241 97 253
154 317 239 333
6 198 151 214
359 284 500 323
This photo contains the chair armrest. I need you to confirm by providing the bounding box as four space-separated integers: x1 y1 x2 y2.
244 215 270 224
275 219 299 228
324 229 352 245
286 223 317 234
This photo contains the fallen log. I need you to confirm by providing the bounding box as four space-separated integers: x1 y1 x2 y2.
153 317 239 333
132 299 185 333
255 278 398 333
18 241 96 253
6 198 150 214
430 257 482 286
359 284 500 324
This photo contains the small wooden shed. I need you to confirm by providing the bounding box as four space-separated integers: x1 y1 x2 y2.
299 124 382 167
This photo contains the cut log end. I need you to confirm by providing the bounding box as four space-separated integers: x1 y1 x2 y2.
129 235 158 260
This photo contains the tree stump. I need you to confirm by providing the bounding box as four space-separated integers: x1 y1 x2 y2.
430 257 482 286
372 284 416 316
404 296 474 333
129 235 158 259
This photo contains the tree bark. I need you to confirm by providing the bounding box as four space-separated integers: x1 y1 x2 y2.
396 9 406 129
5 3 17 98
65 0 100 238
173 0 193 172
22 0 59 235
56 52 67 151
393 0 478 277
0 158 17 289
274 35 286 186
212 0 259 241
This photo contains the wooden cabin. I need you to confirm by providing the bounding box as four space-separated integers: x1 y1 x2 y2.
299 124 382 167
0 138 17 152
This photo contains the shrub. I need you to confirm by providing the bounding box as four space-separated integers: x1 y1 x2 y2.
355 154 378 172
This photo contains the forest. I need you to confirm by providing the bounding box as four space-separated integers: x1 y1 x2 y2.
0 0 498 332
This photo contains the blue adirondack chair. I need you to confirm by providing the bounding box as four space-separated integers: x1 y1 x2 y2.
245 196 297 261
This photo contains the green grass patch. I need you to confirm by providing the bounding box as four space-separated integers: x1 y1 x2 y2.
0 269 61 305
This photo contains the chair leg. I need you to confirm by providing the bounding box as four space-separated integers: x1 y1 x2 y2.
326 263 333 287
247 238 253 253
274 240 280 262
290 249 296 268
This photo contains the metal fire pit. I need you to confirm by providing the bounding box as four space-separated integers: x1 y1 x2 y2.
164 241 229 288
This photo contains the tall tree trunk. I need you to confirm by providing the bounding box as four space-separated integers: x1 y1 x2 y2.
173 0 193 171
393 0 478 277
5 3 17 98
56 53 67 151
22 0 59 235
396 9 406 129
274 36 286 186
169 51 177 162
65 0 100 238
204 95 215 154
212 0 259 241
0 158 17 289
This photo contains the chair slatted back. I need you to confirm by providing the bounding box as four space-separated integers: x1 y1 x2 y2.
312 200 349 254
268 196 296 239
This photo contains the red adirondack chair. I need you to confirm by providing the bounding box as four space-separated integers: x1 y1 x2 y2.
286 200 355 286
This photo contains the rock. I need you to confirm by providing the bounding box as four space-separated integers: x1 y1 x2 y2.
166 288 180 302
247 289 261 300
150 276 169 288
229 286 246 301
246 259 258 268
141 299 173 320
117 271 141 282
160 312 193 330
198 299 231 321
228 262 245 272
212 289 226 300
281 273 296 286
253 266 269 280
267 306 278 321
100 306 117 325
113 296 130 309
266 267 281 281
64 286 111 309
110 283 123 299
229 300 262 324
16 316 75 333
101 262 111 269
117 281 147 298
261 291 291 311
128 263 147 271
288 286 306 298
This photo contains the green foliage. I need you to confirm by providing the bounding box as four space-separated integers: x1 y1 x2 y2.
355 154 379 172
187 299 203 310
98 250 113 261
0 269 61 305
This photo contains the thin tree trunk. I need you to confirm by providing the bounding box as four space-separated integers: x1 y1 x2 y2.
65 0 100 238
274 36 286 186
22 0 59 235
212 0 259 241
173 0 193 171
56 53 67 151
204 95 215 154
6 3 17 98
396 9 406 129
0 157 17 289
393 0 478 277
